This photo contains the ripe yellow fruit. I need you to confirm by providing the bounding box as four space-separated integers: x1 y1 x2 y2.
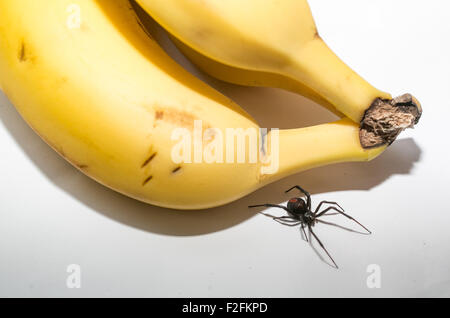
0 0 403 209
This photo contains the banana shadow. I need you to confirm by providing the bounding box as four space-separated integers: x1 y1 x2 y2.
0 88 422 237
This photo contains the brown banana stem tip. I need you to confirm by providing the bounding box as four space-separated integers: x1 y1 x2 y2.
359 94 422 149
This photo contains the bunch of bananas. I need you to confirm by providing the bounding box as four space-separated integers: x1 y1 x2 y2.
0 0 421 209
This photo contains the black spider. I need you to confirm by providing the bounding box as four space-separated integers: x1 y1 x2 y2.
249 186 371 268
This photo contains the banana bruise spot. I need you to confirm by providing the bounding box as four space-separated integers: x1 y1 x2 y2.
360 94 422 149
155 110 164 120
142 152 157 168
142 175 153 186
172 166 182 174
18 40 36 64
18 41 27 62
313 29 321 40
153 107 200 129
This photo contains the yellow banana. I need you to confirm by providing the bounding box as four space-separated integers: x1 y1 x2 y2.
136 0 422 125
0 0 401 210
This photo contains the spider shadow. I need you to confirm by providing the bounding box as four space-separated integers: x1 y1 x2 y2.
307 219 371 269
306 230 337 269
300 228 332 269
317 219 370 235
260 211 369 269
298 225 337 269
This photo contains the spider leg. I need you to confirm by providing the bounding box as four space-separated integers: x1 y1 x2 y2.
274 219 302 227
316 206 371 234
259 213 300 226
259 212 282 219
314 200 345 215
260 213 297 222
315 206 341 217
257 208 299 223
301 225 309 242
277 216 300 222
308 225 338 269
285 186 311 210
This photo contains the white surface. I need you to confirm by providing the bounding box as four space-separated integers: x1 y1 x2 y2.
0 0 449 297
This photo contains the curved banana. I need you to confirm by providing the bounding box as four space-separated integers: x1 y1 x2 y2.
0 0 386 209
136 0 422 125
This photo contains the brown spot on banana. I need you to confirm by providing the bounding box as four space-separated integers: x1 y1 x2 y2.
142 152 157 168
155 110 164 120
153 107 201 129
18 41 27 62
142 175 153 186
314 30 321 40
17 40 36 64
172 166 182 174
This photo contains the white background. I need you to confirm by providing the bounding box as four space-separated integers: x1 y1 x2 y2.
1 0 449 297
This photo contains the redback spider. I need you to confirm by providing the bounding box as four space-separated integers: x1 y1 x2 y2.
249 186 371 268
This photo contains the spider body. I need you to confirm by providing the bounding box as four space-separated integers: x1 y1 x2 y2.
249 186 371 268
286 198 315 225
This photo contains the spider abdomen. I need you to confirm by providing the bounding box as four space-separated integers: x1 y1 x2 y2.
287 198 307 212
